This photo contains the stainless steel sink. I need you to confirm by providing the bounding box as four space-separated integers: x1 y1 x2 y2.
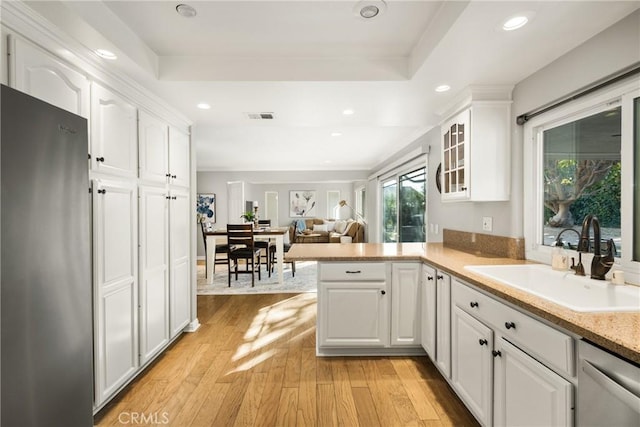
464 264 640 312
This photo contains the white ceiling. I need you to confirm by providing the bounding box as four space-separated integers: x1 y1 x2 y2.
26 1 640 172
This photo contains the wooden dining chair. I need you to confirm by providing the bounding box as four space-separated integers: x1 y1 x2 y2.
226 223 262 287
200 222 233 276
256 219 276 276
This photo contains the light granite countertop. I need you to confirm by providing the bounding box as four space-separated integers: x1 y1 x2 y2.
286 242 640 364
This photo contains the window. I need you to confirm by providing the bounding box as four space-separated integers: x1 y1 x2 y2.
524 80 638 284
541 106 621 254
381 167 426 243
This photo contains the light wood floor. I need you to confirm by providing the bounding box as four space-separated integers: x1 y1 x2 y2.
94 293 479 427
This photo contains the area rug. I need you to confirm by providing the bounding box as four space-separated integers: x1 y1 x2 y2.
197 261 317 295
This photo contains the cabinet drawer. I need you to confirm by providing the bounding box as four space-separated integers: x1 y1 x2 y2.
452 279 574 377
319 262 386 281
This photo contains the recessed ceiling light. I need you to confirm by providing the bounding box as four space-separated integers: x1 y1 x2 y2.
354 0 387 20
95 49 117 60
331 132 342 137
343 109 354 115
197 103 211 110
502 13 533 31
176 3 197 18
435 85 451 93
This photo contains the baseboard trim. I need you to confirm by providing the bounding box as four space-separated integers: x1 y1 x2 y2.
184 318 201 333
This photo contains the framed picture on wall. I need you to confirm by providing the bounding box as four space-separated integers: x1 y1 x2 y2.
290 190 316 217
197 193 216 223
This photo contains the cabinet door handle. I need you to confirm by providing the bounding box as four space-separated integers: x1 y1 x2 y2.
437 275 444 280
505 321 516 330
461 186 467 191
380 290 386 295
492 350 502 358
171 174 177 179
96 156 105 162
166 173 171 177
345 270 361 274
470 301 479 308
97 189 106 194
478 339 488 346
427 275 434 281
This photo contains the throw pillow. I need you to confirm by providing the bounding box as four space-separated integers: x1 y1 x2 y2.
295 219 306 233
313 224 328 232
334 220 347 234
324 220 336 232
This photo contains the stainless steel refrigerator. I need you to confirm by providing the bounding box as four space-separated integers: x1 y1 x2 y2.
1 85 93 426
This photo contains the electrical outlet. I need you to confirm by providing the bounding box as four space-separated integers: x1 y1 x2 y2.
482 216 493 232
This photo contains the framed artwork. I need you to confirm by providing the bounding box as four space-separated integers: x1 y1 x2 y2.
290 190 317 217
197 193 216 223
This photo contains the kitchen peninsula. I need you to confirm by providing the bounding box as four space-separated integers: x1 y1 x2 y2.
286 242 640 364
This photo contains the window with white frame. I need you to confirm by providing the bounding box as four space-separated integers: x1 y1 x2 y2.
524 80 639 284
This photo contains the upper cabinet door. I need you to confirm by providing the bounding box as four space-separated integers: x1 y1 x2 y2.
91 83 138 177
169 127 190 188
9 36 89 118
139 111 169 184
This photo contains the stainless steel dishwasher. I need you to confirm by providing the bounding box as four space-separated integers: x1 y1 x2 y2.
578 340 640 426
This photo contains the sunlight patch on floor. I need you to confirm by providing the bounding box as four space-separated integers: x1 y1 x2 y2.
229 294 316 372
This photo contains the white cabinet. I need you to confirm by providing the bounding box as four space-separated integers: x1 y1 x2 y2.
451 278 574 427
318 281 389 348
138 186 170 364
440 101 511 202
494 338 573 427
317 262 425 354
391 263 421 346
169 127 190 188
138 114 190 188
169 188 191 337
435 270 452 377
92 179 138 405
138 111 169 184
451 306 494 426
420 265 436 358
90 83 138 177
318 262 389 348
8 36 89 118
139 185 191 359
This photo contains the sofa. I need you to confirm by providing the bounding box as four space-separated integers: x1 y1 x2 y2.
289 218 364 243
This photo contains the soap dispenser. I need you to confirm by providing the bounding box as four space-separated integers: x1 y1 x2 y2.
551 238 569 271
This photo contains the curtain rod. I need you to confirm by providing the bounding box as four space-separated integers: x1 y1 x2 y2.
516 62 640 125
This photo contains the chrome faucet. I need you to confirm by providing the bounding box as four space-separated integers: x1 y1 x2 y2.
578 215 615 280
555 228 584 276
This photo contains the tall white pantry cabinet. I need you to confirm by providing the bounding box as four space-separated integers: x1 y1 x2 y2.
6 34 193 409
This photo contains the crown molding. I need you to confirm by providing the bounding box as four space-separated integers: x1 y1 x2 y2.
0 1 192 130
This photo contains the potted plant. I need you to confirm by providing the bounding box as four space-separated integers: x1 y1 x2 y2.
240 211 257 227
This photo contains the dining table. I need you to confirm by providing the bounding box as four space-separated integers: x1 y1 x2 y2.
204 226 290 285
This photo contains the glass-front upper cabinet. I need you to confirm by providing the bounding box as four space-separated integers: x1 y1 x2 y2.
442 109 469 199
439 101 511 202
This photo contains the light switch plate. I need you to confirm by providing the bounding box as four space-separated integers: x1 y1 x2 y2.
482 216 493 232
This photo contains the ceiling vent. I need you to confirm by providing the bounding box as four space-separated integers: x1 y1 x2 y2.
246 112 275 120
